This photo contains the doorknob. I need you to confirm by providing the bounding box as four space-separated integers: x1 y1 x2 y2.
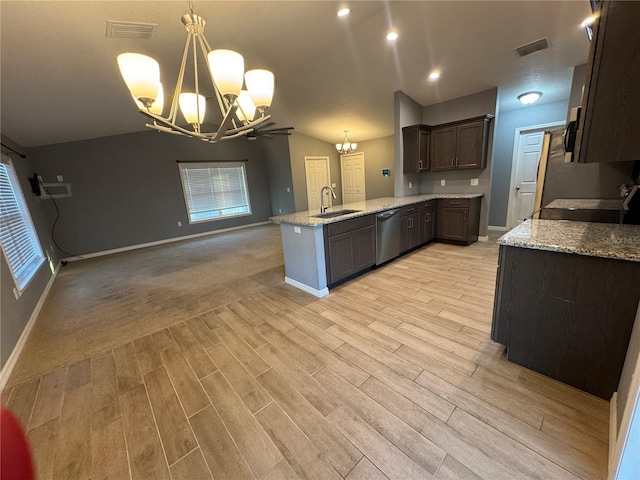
515 185 521 191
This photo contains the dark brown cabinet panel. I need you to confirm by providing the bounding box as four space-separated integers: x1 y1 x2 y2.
575 0 640 163
431 116 493 172
400 213 419 253
436 197 481 245
431 127 457 171
491 245 640 399
325 215 376 285
402 125 431 173
418 208 436 244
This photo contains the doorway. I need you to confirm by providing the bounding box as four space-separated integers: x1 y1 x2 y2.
341 152 366 204
304 156 330 212
506 121 565 229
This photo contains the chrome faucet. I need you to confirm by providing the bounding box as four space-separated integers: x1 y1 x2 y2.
320 185 336 213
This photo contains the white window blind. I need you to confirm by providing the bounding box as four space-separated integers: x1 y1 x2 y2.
179 162 252 223
0 157 45 292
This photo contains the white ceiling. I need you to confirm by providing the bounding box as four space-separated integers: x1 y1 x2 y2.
0 1 591 148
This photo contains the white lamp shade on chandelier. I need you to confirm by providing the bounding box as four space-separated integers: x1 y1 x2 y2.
116 4 276 142
245 69 274 112
179 93 206 125
208 49 245 100
236 90 256 122
117 53 160 105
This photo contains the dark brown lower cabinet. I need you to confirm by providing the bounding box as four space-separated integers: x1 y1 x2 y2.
400 213 419 253
491 245 640 399
436 197 481 245
418 208 435 244
325 215 376 285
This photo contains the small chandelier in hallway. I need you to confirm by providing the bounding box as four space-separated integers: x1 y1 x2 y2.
336 130 357 154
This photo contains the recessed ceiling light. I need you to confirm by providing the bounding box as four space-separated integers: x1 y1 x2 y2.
518 91 542 105
581 15 596 28
428 71 441 81
337 7 350 17
386 31 398 41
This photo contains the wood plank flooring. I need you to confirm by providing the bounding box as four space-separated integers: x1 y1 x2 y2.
1 237 609 479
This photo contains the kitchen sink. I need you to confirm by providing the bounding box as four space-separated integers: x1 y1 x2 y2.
312 209 361 219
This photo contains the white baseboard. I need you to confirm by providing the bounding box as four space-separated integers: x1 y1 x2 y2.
285 277 329 298
488 225 507 232
478 236 489 242
64 221 272 262
0 263 60 392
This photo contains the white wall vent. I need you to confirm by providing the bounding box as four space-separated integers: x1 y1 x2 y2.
106 20 157 39
515 38 549 57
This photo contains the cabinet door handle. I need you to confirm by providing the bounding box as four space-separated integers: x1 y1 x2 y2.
408 218 413 228
406 208 415 212
464 211 468 221
418 160 423 170
426 212 431 222
451 157 454 166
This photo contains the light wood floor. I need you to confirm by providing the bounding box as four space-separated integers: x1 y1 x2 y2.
1 231 609 479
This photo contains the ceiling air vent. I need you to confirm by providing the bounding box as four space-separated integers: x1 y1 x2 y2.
106 20 157 39
515 38 549 57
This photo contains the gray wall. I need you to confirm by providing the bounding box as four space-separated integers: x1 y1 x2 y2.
488 100 569 227
394 90 423 197
357 135 395 200
288 132 342 212
540 64 636 208
27 130 273 256
419 88 498 237
1 135 58 370
262 136 295 215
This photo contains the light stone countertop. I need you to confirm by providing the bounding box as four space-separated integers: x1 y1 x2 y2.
269 194 483 227
498 219 640 262
544 198 624 211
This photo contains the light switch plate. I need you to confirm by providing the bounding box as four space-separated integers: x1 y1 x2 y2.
470 178 479 186
56 175 63 182
286 187 291 193
408 181 412 189
294 226 301 234
331 183 336 188
440 179 446 186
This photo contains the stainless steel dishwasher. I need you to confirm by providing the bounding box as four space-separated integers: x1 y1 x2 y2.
376 209 401 265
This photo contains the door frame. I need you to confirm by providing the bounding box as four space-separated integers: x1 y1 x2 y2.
304 156 331 212
340 152 366 204
506 121 565 229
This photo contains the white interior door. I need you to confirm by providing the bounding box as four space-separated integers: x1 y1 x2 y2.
507 131 545 229
341 152 365 204
305 156 330 212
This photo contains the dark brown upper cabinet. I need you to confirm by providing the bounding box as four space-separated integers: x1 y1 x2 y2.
574 0 640 163
431 115 493 171
402 125 430 173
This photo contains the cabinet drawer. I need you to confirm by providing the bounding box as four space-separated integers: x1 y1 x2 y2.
439 198 470 208
326 214 375 237
400 204 419 216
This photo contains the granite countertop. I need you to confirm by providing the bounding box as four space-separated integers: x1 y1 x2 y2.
498 219 640 262
544 198 624 211
270 193 483 227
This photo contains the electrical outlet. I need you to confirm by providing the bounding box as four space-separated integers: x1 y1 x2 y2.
440 179 446 186
408 181 412 189
56 175 63 182
177 221 182 227
331 183 336 188
286 187 291 193
279 208 282 213
470 178 479 186
294 226 301 234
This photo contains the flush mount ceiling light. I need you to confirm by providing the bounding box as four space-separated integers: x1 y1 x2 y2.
336 130 357 154
428 71 441 81
117 2 275 143
337 7 351 17
518 91 542 105
386 31 398 41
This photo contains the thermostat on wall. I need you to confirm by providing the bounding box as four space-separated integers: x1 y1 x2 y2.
382 169 390 177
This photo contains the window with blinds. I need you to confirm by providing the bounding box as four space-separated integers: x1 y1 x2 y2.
0 157 45 293
178 162 252 223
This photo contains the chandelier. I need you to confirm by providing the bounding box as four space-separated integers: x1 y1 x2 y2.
116 2 274 143
336 130 357 154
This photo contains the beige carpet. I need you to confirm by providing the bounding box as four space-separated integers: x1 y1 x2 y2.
8 223 284 387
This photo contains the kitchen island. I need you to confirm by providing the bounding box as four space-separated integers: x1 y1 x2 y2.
492 219 640 399
270 194 482 297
